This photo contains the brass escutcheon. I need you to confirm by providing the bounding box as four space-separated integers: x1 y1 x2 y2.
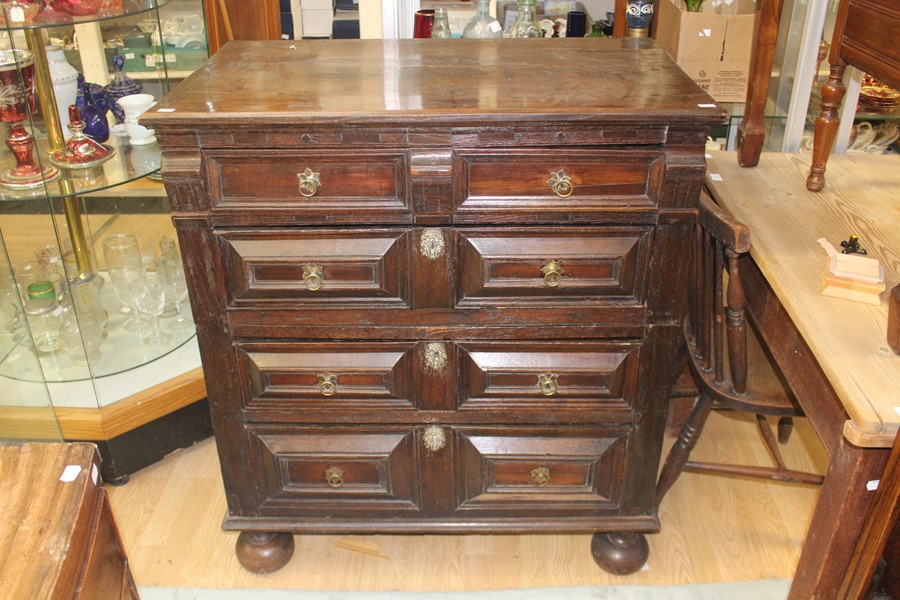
423 342 447 372
302 264 324 291
423 425 446 452
537 373 558 396
531 466 551 486
325 466 344 488
317 372 337 396
541 260 566 288
547 169 574 197
297 168 321 197
419 228 445 260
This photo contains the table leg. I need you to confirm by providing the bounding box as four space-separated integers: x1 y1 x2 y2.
789 437 888 599
806 63 847 192
736 0 786 167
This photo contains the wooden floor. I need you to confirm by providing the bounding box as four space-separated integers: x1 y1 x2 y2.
107 410 828 591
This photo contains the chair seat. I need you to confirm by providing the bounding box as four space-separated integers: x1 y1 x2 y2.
686 318 802 417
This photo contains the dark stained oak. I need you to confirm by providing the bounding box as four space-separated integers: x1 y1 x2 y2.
146 39 724 575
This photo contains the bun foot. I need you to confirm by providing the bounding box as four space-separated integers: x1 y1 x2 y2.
235 531 294 574
590 531 649 575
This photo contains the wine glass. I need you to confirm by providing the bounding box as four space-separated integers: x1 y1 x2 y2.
156 256 192 332
102 234 149 331
133 272 169 348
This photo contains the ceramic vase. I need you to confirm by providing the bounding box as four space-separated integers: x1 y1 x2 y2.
46 44 79 139
626 0 653 37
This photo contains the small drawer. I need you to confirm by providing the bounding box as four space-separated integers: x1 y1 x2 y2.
457 227 652 306
218 229 411 307
250 426 424 516
236 341 418 413
454 149 664 221
456 341 639 415
452 427 628 516
204 150 410 222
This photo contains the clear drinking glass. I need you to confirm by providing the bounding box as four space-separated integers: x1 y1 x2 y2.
102 233 149 331
133 272 169 347
156 256 192 332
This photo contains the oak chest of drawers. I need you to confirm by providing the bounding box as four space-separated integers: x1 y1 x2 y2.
145 38 726 575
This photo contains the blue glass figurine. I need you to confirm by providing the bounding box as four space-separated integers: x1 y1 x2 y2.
103 55 143 126
79 86 110 143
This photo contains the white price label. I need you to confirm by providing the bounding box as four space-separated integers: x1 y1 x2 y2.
60 465 82 482
10 5 25 22
489 21 503 33
709 173 723 181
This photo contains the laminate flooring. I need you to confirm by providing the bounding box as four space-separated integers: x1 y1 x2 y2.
107 410 828 591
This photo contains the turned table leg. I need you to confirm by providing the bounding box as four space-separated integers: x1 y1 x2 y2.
807 63 847 192
235 531 295 574
590 532 650 575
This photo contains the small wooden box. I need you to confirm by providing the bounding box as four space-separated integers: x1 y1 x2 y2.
819 239 885 305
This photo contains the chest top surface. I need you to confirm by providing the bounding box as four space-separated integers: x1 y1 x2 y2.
143 38 726 129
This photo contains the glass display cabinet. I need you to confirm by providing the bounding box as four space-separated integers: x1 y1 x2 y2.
0 0 211 480
720 0 898 156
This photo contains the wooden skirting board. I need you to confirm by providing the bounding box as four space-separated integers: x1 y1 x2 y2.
0 368 206 441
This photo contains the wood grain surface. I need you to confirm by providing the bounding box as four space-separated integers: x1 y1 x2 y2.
705 152 899 447
142 39 727 128
0 443 100 599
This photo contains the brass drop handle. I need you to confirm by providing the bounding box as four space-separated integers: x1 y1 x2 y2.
303 264 324 291
325 466 344 488
297 168 321 197
547 169 573 197
531 466 551 486
317 372 337 396
423 425 446 452
541 260 565 288
537 373 558 396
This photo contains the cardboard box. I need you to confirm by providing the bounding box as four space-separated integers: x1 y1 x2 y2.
655 0 758 103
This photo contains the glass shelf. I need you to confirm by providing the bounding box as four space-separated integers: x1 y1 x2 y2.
0 132 160 201
1 0 172 32
0 268 195 383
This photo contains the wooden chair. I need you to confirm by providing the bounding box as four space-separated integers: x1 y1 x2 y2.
655 192 824 507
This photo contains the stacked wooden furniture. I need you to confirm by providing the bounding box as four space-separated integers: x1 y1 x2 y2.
705 151 900 599
0 443 138 599
144 38 725 574
806 0 900 191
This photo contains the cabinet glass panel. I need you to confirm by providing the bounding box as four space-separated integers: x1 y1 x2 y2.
0 230 62 441
0 1 205 426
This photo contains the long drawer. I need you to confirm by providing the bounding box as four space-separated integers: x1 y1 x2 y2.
235 340 640 422
218 226 652 323
247 425 630 520
200 147 666 225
